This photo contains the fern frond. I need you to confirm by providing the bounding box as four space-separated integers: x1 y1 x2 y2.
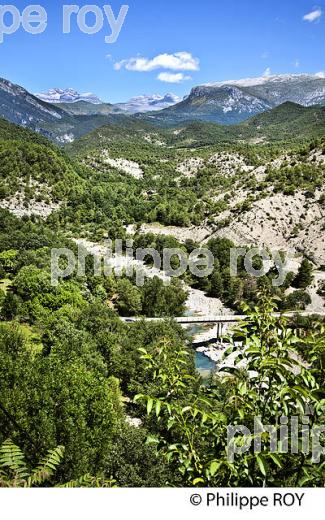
28 445 65 487
59 474 117 488
0 439 29 484
0 468 11 488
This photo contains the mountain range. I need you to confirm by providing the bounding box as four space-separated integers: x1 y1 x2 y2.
139 74 325 125
35 89 181 113
0 73 324 142
67 102 325 156
114 93 181 113
35 88 103 105
0 78 129 142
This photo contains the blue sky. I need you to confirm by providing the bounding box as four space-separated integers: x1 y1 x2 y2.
1 0 324 102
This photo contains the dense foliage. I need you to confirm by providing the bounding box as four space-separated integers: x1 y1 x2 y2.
136 297 325 486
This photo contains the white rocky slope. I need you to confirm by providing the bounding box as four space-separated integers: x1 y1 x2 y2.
140 148 325 268
101 151 143 179
208 148 325 266
0 180 61 218
214 190 324 266
203 73 325 107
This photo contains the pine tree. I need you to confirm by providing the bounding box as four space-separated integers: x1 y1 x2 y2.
293 259 314 289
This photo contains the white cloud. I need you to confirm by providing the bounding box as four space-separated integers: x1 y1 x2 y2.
261 52 269 59
263 67 272 77
293 59 300 68
157 72 191 83
114 52 200 72
303 9 322 22
315 71 325 78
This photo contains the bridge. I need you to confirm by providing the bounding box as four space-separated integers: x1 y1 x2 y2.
121 312 324 325
121 312 325 344
121 315 240 343
122 315 242 324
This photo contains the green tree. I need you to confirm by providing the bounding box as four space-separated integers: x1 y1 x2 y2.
13 266 51 301
209 269 224 298
0 323 124 481
282 290 312 311
142 277 188 317
293 259 314 289
116 279 142 316
1 292 21 320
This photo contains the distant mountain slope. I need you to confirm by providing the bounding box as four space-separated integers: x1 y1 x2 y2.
167 103 325 147
224 74 325 106
35 88 103 104
57 100 122 116
0 77 132 144
241 102 325 141
1 75 324 145
36 89 181 114
145 85 272 125
67 102 325 155
0 78 67 128
138 74 325 126
0 117 55 147
43 113 135 145
116 93 181 113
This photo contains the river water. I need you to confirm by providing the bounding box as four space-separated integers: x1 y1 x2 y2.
184 322 217 375
196 351 216 371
